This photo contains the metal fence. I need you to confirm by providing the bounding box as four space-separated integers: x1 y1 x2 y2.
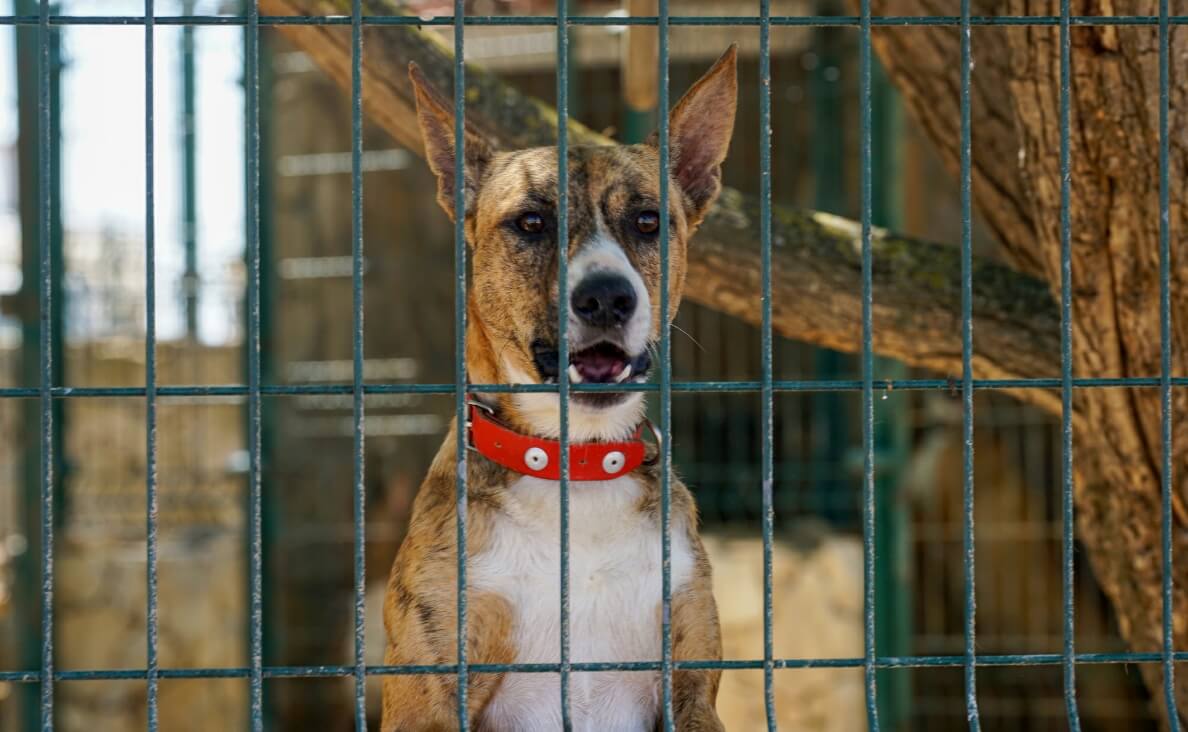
0 2 1185 731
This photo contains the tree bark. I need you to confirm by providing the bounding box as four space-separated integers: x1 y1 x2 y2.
259 0 1063 415
865 1 1188 725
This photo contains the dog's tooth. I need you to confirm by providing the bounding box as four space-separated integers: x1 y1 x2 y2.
567 364 584 383
614 363 632 383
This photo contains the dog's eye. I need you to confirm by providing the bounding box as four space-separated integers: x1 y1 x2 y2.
635 211 660 235
517 212 545 234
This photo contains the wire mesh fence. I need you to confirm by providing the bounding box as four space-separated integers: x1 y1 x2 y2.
0 1 1183 731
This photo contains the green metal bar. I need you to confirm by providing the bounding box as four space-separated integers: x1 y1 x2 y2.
858 1 880 728
451 0 470 728
349 0 367 728
181 0 198 339
143 1 161 728
12 2 61 729
656 0 674 727
958 2 982 728
7 374 1188 400
1057 2 1082 728
554 0 573 727
254 18 278 728
809 0 849 525
1157 0 1180 727
870 59 912 731
759 1 776 729
4 14 1188 27
8 649 1188 682
619 107 653 145
35 1 54 729
243 0 266 728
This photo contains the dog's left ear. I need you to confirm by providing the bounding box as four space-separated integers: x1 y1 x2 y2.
652 44 738 224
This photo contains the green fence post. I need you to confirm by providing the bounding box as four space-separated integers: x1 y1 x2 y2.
809 1 848 524
243 6 277 728
871 59 912 732
181 0 198 340
13 4 64 728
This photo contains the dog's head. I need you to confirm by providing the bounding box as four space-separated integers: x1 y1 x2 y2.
410 46 737 441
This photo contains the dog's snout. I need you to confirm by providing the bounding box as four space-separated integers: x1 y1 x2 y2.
571 274 638 328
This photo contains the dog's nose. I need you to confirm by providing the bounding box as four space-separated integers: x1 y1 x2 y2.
571 273 638 328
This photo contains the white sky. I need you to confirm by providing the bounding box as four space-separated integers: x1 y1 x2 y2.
2 0 246 342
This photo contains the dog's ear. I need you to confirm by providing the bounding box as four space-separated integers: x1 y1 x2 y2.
651 44 737 224
409 62 495 221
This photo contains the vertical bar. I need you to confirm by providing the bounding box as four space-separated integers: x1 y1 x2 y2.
144 1 160 730
758 0 776 730
37 0 54 728
254 26 278 722
244 0 264 728
181 0 199 340
1157 0 1180 727
871 60 912 728
958 1 981 728
809 0 847 526
620 0 657 145
656 0 674 728
554 1 572 729
857 2 879 729
1057 2 1082 729
350 0 367 729
452 1 470 729
14 3 62 727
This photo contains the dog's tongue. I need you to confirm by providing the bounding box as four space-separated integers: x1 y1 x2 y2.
572 345 627 383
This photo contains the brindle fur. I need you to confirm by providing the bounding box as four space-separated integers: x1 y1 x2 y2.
383 47 737 731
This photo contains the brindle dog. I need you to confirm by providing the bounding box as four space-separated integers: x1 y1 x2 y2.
383 46 738 732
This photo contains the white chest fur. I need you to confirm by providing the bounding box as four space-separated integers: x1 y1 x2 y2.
469 475 695 732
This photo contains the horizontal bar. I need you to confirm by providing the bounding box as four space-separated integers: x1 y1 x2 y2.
2 651 1183 683
1 376 1186 399
1 14 1187 27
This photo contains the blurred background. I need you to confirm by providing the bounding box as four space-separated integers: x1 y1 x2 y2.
0 0 1158 730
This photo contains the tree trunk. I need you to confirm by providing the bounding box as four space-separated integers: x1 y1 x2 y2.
262 0 1188 723
868 0 1188 725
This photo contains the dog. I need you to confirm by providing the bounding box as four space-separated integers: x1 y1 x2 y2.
382 46 738 731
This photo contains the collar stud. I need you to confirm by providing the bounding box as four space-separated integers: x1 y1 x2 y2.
524 446 549 471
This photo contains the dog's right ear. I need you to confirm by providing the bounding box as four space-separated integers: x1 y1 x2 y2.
408 62 494 221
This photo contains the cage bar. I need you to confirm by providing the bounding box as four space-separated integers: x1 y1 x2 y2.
8 375 1188 401
1057 1 1082 728
349 0 368 729
3 14 1188 27
451 1 470 728
858 0 880 729
1158 0 1179 727
757 0 776 730
656 0 675 728
143 1 160 730
958 1 981 729
36 0 55 729
244 0 265 728
554 0 573 727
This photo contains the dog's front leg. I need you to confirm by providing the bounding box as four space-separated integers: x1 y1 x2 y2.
664 549 725 732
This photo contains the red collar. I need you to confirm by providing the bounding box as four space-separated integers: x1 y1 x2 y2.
467 403 650 481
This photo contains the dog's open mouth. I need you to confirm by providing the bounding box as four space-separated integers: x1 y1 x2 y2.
532 340 651 398
567 342 649 384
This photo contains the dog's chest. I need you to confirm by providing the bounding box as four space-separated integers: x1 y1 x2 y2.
470 475 695 732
